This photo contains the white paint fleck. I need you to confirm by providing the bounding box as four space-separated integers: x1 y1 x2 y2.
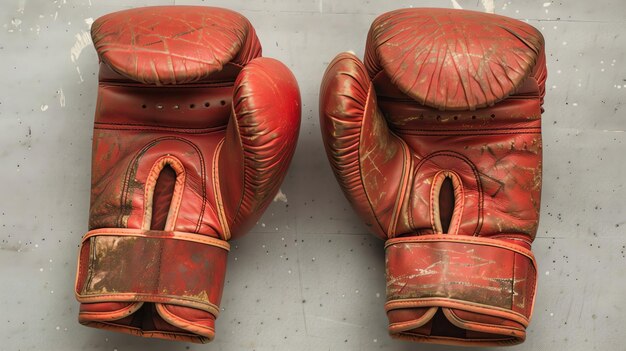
545 270 550 275
376 293 380 298
84 17 94 26
451 0 463 9
39 268 44 272
11 18 22 29
17 0 26 14
550 312 554 316
70 31 91 63
76 66 84 83
55 326 60 331
562 41 567 45
572 103 578 106
58 88 66 107
543 2 552 6
261 223 266 228
273 188 288 203
40 104 49 112
481 0 495 13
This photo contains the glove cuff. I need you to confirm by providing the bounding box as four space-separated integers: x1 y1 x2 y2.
384 235 537 346
75 228 229 319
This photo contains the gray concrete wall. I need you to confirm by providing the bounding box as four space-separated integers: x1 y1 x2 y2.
0 0 624 350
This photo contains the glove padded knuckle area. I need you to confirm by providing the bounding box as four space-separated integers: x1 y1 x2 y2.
92 6 261 84
365 8 545 110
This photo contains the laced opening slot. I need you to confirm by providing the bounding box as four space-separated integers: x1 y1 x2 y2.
431 171 463 235
438 177 455 234
142 157 186 232
150 164 177 231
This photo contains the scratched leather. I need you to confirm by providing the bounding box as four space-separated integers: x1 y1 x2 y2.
75 6 301 343
320 8 546 346
365 8 545 110
91 6 262 85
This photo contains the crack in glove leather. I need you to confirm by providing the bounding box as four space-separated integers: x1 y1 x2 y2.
320 8 546 346
74 6 301 343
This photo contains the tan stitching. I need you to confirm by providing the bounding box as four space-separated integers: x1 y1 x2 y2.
385 297 530 326
212 138 231 240
385 235 536 264
81 228 230 251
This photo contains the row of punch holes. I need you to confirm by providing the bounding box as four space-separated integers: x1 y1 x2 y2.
141 100 227 110
429 114 496 121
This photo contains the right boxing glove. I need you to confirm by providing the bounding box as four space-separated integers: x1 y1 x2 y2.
320 8 546 346
74 6 300 343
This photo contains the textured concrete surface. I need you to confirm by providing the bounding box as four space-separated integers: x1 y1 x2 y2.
1 0 625 350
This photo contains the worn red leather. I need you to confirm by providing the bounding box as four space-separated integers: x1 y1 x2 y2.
74 6 301 343
320 8 546 346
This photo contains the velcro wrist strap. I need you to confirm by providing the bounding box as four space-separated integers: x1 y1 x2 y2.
385 235 537 324
75 228 229 317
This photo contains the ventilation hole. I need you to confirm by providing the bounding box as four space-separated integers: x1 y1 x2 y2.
156 104 163 110
490 114 496 118
220 100 226 106
141 104 147 109
436 115 441 121
453 116 458 120
471 115 476 119
189 103 196 109
204 102 211 108
439 177 455 234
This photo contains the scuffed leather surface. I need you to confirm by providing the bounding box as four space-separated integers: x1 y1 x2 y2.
76 6 300 344
219 58 302 239
365 8 545 110
320 8 546 346
92 6 261 85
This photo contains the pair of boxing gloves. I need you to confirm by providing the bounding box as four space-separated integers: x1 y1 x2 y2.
74 6 546 347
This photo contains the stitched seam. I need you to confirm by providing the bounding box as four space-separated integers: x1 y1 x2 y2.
385 236 536 260
445 308 524 332
385 298 529 322
396 131 541 136
82 229 231 250
94 126 226 134
394 127 541 132
357 83 387 235
95 121 228 131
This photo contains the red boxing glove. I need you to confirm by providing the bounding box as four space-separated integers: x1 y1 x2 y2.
320 8 546 346
74 6 300 343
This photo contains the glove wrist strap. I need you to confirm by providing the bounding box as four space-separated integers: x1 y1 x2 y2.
75 228 229 318
384 234 537 325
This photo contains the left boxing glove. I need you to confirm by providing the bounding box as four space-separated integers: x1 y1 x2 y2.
74 6 300 343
